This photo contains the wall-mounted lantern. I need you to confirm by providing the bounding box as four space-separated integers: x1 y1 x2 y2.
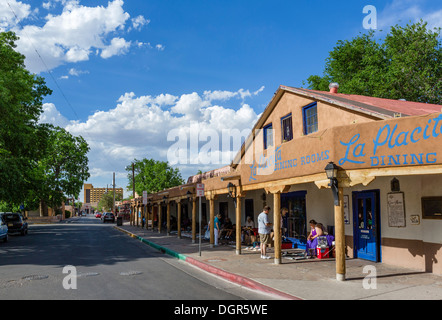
325 162 339 206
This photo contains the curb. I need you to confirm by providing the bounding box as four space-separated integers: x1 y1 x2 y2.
114 226 302 300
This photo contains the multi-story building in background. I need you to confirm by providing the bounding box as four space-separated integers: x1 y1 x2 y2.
83 184 124 210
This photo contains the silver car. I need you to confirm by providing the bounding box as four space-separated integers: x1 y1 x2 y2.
0 213 8 243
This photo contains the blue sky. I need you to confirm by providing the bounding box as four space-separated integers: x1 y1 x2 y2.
1 0 441 201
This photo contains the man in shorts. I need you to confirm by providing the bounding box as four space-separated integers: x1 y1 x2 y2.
258 206 272 259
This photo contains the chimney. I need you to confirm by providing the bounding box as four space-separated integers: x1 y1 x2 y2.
329 82 339 94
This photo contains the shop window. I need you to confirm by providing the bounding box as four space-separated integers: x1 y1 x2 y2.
263 123 273 150
303 102 318 135
421 197 442 220
281 114 293 142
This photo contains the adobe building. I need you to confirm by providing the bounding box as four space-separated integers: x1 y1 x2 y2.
134 84 442 278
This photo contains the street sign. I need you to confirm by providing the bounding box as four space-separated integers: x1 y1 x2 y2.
143 191 147 205
196 184 204 197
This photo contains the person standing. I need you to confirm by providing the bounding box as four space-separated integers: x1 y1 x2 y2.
214 213 221 246
280 207 288 238
258 206 272 259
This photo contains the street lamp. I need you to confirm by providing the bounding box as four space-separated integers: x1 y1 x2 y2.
227 182 237 208
227 182 236 198
325 162 339 206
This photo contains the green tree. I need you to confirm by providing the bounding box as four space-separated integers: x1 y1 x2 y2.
126 158 185 196
97 191 122 212
305 21 441 104
31 125 90 215
0 31 52 206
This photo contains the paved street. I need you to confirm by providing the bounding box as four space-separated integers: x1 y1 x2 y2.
0 215 270 300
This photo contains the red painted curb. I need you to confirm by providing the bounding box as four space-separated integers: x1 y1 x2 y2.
185 256 302 300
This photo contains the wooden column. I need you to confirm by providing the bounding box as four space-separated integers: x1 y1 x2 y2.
166 202 171 235
335 187 346 281
147 205 151 230
177 201 182 239
265 186 289 265
209 198 215 247
273 192 281 265
235 195 242 255
192 198 197 243
158 204 162 233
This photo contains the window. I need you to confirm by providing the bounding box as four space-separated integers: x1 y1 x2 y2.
263 123 273 150
303 102 318 135
281 114 293 142
422 197 442 220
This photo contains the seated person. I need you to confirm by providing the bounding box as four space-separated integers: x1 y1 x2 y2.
221 217 234 239
241 216 255 245
306 220 334 257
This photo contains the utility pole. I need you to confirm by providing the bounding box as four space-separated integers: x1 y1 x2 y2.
132 163 135 199
113 172 116 214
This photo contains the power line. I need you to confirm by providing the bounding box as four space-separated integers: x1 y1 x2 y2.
6 1 119 172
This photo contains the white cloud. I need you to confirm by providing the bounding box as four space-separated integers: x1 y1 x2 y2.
378 0 442 30
203 86 265 102
44 86 264 183
155 44 165 51
424 9 442 30
0 0 31 29
131 15 150 31
39 103 70 127
4 0 149 73
101 37 131 59
68 68 89 76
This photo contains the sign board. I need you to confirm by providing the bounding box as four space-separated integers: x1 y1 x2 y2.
196 184 205 197
143 191 147 205
387 192 406 227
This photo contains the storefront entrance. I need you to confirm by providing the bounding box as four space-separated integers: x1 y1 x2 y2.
352 190 381 262
281 191 307 239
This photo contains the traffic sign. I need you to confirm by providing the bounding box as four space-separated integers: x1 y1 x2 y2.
196 184 204 197
143 191 147 205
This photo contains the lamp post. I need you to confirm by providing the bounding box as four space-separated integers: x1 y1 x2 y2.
325 162 339 206
324 161 346 281
227 182 237 208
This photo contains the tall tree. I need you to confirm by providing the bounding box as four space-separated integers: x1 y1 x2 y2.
31 125 90 215
305 21 441 104
126 158 185 196
0 31 52 206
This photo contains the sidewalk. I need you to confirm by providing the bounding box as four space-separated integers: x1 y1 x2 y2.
115 222 442 300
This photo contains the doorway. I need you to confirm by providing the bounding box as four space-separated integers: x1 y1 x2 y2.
281 191 307 239
245 199 254 223
352 190 381 262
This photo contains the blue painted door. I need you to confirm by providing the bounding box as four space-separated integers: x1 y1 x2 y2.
353 191 380 262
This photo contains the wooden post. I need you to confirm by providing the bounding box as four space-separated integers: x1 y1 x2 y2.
192 198 197 243
335 187 346 281
177 201 182 239
209 198 215 247
273 192 281 265
166 202 171 235
158 204 162 233
235 195 242 255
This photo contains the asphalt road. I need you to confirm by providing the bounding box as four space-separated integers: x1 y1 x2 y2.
0 215 270 300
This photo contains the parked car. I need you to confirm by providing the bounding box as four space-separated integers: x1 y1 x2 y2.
102 212 115 223
95 212 102 218
0 214 8 243
3 213 28 236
